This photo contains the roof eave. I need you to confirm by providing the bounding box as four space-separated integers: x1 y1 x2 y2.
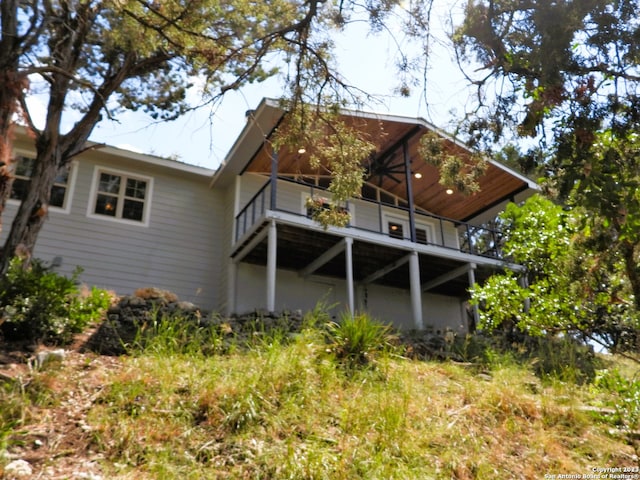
210 98 284 188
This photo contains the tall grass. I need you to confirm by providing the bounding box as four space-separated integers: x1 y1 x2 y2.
325 312 398 369
2 306 636 478
80 309 637 478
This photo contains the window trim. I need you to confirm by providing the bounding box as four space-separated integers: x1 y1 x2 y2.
383 212 435 244
7 153 78 214
87 166 153 227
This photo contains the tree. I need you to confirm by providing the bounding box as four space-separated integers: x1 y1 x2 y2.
471 195 639 359
0 0 436 273
452 1 640 332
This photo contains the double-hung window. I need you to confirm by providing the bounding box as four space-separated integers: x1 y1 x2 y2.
89 168 152 225
9 156 74 211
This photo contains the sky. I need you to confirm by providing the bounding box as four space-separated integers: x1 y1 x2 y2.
30 0 469 171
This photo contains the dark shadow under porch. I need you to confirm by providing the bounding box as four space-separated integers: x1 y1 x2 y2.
231 221 504 298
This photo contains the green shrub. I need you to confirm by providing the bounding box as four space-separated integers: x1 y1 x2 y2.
325 312 397 368
0 258 109 344
452 332 601 383
595 369 640 434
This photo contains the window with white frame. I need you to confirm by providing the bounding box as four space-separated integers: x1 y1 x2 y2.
89 168 151 224
10 156 74 210
385 214 434 244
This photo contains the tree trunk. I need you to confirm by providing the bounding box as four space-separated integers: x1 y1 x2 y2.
621 239 640 312
0 151 61 274
0 70 23 238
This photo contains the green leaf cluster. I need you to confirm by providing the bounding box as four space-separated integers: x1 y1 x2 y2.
274 101 376 227
471 195 640 356
0 258 110 344
418 130 488 194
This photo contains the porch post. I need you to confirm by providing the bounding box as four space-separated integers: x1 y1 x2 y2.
467 264 480 329
403 140 417 242
345 237 355 314
270 148 278 210
409 251 424 329
227 261 237 316
266 220 277 312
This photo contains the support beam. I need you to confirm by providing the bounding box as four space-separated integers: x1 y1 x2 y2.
421 263 477 292
361 253 412 285
409 251 424 330
299 238 347 278
467 264 480 330
403 140 417 243
266 220 277 312
270 149 278 210
345 238 355 313
232 224 269 263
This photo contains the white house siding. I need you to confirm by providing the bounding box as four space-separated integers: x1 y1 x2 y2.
362 284 467 333
235 264 343 317
217 183 237 315
238 173 269 208
235 263 466 331
2 148 221 310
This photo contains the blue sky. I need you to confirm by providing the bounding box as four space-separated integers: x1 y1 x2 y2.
29 0 468 170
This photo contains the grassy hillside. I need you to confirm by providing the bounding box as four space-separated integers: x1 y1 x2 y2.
0 312 638 479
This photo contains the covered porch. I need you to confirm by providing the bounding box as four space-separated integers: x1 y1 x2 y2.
213 99 537 328
229 200 523 329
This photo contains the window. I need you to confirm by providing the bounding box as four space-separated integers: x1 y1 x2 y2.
416 228 428 244
89 168 152 224
388 221 404 240
385 214 434 244
9 156 74 210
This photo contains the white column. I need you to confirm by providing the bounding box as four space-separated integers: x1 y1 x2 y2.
345 237 355 313
227 261 237 316
409 251 424 329
467 264 480 328
266 220 277 312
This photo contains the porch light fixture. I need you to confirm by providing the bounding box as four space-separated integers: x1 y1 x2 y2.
298 147 306 154
445 188 454 195
413 172 422 179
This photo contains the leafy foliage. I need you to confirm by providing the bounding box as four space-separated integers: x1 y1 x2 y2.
453 332 601 384
471 195 640 357
453 0 640 329
417 130 488 194
595 369 640 456
0 258 110 344
274 102 377 228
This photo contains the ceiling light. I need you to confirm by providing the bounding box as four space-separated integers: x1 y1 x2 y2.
414 172 422 179
298 147 306 154
445 188 454 195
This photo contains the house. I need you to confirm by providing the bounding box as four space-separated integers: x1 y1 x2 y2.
4 99 537 332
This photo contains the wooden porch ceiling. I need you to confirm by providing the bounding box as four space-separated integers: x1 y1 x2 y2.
236 223 500 297
244 114 529 222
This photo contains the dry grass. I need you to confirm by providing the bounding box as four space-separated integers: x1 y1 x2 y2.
0 321 637 479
